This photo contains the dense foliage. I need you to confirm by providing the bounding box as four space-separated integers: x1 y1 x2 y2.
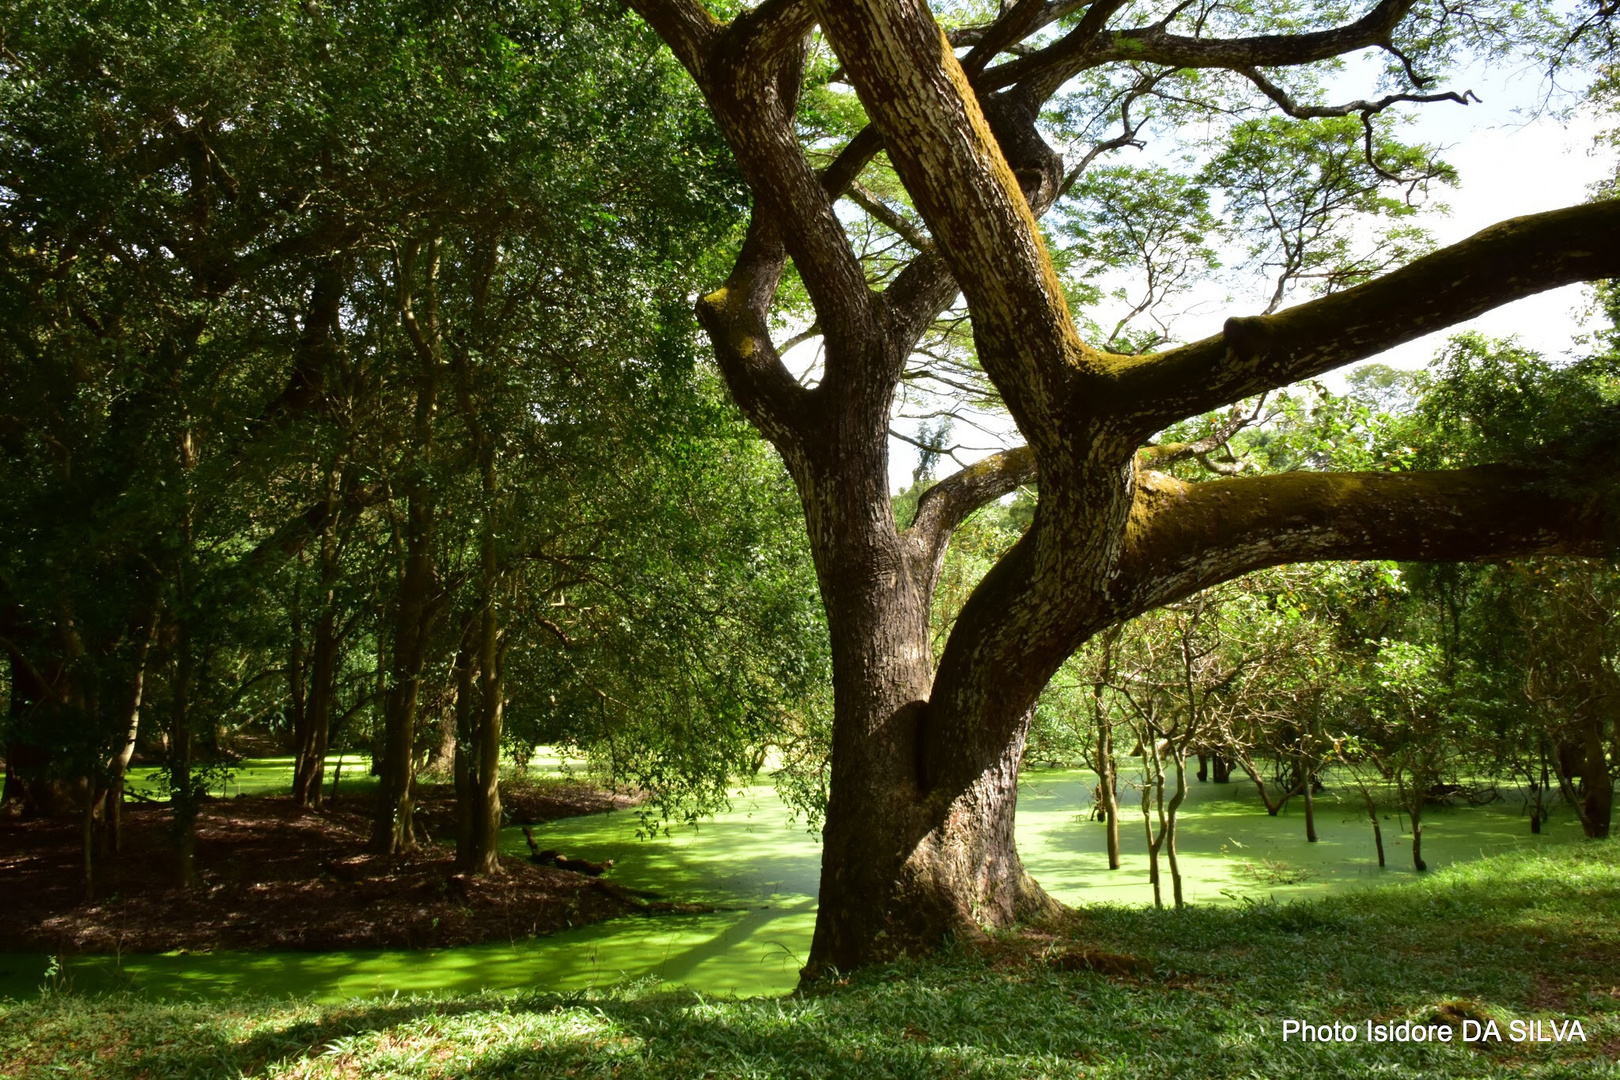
0 0 828 881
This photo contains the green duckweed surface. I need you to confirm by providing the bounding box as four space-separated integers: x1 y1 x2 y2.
1 758 1585 1002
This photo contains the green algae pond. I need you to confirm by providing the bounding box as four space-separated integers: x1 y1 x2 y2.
0 759 1588 1002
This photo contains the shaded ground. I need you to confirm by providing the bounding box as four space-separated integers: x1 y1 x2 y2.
0 781 644 953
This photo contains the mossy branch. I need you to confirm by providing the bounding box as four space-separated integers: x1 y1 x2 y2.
1115 462 1619 619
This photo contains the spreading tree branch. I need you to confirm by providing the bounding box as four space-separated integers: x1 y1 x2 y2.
1111 199 1620 440
1116 462 1618 619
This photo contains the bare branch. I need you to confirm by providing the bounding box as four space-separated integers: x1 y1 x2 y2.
984 0 1419 94
845 181 935 252
1237 65 1475 121
1137 395 1268 470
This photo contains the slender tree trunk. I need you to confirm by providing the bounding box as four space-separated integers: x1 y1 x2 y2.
1302 761 1318 843
287 569 308 762
371 517 434 855
170 635 198 888
452 622 478 864
1578 714 1613 839
301 606 337 808
81 777 95 900
101 613 156 856
471 621 505 875
295 513 341 809
1403 781 1427 873
1100 736 1121 871
1237 753 1301 816
1166 751 1188 908
1138 734 1168 909
1089 629 1121 869
1530 745 1549 834
1358 787 1385 866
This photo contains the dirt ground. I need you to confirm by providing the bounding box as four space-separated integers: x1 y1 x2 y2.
0 781 648 954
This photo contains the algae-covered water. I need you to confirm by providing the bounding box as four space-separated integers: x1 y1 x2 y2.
1 757 1585 1001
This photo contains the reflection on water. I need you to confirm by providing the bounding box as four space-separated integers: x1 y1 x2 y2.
4 762 1582 1001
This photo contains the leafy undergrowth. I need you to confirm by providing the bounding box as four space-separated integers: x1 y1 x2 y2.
3 842 1617 1079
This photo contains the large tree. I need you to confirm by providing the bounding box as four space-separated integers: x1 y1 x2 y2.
621 0 1620 974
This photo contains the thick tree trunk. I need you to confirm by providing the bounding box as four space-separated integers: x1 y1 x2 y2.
802 469 1059 974
470 620 505 876
455 592 506 876
1553 718 1614 840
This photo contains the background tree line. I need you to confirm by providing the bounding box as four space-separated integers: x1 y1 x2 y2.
1010 311 1620 903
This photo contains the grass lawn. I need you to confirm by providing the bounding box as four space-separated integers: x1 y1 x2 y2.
3 840 1616 1078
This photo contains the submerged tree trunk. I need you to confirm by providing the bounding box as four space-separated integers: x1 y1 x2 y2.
1236 753 1302 817
1139 737 1168 909
1411 808 1425 872
1089 627 1122 869
1165 750 1188 908
1100 733 1121 871
1302 762 1318 843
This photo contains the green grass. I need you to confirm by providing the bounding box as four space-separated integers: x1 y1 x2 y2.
4 841 1617 1078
